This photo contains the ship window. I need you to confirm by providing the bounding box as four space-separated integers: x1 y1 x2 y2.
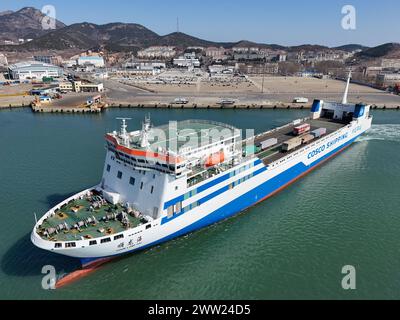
117 171 123 179
65 242 76 248
167 206 174 218
151 186 154 194
175 202 182 214
54 243 62 248
89 240 97 246
129 177 135 186
140 182 144 190
101 238 111 244
146 224 152 230
106 164 111 172
114 234 124 240
153 174 156 179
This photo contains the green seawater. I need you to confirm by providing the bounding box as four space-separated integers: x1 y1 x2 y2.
0 108 400 300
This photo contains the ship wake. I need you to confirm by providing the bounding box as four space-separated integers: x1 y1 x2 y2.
357 124 400 142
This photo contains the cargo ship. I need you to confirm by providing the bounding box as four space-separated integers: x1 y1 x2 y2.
31 74 372 266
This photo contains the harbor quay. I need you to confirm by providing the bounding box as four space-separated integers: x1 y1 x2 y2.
1 70 400 112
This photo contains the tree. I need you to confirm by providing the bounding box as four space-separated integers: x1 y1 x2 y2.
278 62 301 76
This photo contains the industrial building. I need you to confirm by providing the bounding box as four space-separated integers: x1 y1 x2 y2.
59 81 104 93
381 59 400 69
137 46 176 59
173 52 201 68
8 61 63 81
376 73 400 88
34 55 62 66
205 47 228 61
77 56 105 68
123 61 166 75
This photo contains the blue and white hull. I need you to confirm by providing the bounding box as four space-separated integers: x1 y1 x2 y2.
32 114 372 264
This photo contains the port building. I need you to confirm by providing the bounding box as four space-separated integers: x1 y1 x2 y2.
77 56 105 68
8 61 63 81
59 80 104 93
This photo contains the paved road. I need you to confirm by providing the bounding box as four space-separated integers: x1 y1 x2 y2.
103 79 400 107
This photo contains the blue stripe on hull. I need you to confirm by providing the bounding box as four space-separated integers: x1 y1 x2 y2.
81 134 360 265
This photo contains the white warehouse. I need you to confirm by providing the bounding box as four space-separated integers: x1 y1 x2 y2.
8 61 63 81
77 56 105 68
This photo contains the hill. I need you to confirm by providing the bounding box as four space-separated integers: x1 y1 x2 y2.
355 42 400 59
0 7 65 42
333 44 369 52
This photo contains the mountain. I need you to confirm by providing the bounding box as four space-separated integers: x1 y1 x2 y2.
21 22 160 51
0 7 65 42
355 42 400 59
0 10 14 16
156 32 221 48
287 44 330 52
333 44 369 52
0 6 397 59
21 25 290 52
227 40 286 51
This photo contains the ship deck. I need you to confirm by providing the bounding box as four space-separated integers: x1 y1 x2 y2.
250 117 348 164
37 191 144 242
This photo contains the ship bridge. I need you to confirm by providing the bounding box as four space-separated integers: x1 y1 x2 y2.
105 118 242 176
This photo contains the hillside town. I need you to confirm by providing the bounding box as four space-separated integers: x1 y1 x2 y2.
1 7 400 111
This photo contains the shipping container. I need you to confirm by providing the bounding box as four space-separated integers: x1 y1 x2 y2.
301 134 315 144
258 138 278 150
311 128 327 138
293 123 311 136
282 137 302 152
244 145 258 156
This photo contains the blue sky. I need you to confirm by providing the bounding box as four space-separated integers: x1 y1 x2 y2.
1 0 399 47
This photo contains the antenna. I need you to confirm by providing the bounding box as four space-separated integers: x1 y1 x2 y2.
140 115 152 148
116 117 132 146
342 69 352 104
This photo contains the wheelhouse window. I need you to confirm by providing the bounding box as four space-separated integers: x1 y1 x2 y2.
101 238 111 244
65 242 76 248
150 186 154 194
129 177 135 186
140 182 144 190
54 243 62 249
106 164 111 172
89 240 97 246
117 171 123 179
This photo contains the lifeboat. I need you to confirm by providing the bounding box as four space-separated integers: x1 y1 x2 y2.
205 150 225 167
